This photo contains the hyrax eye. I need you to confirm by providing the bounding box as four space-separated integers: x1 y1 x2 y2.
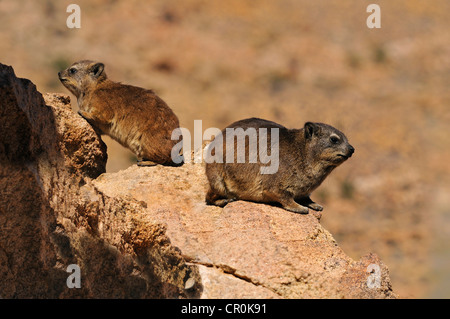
330 136 340 144
69 68 77 75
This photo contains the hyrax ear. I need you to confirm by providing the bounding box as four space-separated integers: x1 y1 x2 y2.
89 62 105 78
304 122 320 139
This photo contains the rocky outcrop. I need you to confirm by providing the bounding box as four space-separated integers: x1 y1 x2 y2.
0 63 198 298
0 63 396 298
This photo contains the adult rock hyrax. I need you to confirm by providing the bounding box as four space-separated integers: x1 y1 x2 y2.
204 117 355 214
58 60 182 166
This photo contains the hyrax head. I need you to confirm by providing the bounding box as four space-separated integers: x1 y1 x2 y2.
58 60 106 98
303 122 355 166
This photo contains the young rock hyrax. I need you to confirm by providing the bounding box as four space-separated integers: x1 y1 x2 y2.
58 60 182 166
204 117 355 214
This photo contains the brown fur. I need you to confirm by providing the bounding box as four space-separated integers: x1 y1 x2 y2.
205 117 355 214
58 60 182 166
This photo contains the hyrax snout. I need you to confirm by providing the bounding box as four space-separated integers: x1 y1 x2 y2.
58 60 182 166
204 117 354 214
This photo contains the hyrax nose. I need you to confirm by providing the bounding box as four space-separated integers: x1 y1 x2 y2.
58 71 61 77
348 145 355 157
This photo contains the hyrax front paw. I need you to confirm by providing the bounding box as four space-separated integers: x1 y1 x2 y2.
280 198 309 214
137 159 158 167
308 202 323 212
298 197 323 212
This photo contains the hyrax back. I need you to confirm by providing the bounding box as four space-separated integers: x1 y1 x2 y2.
58 60 182 166
205 118 355 214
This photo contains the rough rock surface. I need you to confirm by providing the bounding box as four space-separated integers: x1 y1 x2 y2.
0 63 396 298
95 165 396 298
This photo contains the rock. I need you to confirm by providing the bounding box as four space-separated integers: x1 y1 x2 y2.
0 63 397 298
94 164 396 298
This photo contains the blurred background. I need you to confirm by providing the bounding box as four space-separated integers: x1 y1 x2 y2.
1 0 449 298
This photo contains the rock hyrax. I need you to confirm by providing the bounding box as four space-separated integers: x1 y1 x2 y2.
58 60 182 166
205 117 355 214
